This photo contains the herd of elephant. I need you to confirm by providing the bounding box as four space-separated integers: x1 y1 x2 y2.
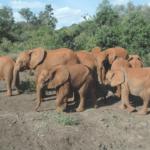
0 47 149 115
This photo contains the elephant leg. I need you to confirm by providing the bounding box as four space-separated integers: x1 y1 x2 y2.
5 79 12 96
55 96 63 113
14 72 20 95
56 83 70 113
55 93 68 113
55 95 68 113
35 84 43 111
91 86 97 108
115 85 121 98
76 84 87 112
138 96 149 115
121 84 135 112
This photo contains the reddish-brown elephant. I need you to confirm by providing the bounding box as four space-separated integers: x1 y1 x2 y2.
0 56 20 96
13 48 79 88
106 68 150 115
128 55 143 68
93 47 128 84
36 64 96 112
76 51 97 72
108 58 131 98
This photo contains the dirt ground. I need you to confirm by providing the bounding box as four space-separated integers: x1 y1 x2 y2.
0 72 150 150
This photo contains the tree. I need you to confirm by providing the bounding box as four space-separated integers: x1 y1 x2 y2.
0 6 14 43
120 3 150 55
38 4 57 29
19 8 34 23
95 0 119 26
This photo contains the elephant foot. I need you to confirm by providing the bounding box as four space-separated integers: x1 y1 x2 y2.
6 92 12 96
56 107 63 113
15 90 21 95
35 102 41 112
114 93 121 98
35 106 39 112
94 104 98 109
118 104 126 110
76 107 85 112
126 106 136 113
137 109 148 115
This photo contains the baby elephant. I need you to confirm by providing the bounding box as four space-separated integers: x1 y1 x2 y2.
106 68 150 115
128 55 143 68
0 56 19 96
36 64 96 112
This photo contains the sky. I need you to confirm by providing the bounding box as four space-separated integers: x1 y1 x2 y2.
0 0 150 29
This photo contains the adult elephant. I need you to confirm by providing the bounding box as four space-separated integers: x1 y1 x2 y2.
76 51 97 72
13 48 79 88
92 47 128 84
75 51 99 99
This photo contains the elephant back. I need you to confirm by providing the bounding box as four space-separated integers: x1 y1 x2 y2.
42 48 79 70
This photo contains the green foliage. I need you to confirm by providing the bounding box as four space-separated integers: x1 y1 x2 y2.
0 7 14 42
0 38 12 52
0 1 149 65
38 4 57 29
95 25 120 49
95 0 119 26
19 8 34 23
54 113 79 126
143 53 150 67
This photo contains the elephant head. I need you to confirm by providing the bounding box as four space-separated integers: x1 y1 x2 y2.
107 52 118 65
44 65 69 89
128 55 143 68
91 47 101 54
95 51 110 84
106 47 128 65
106 70 125 87
13 48 45 87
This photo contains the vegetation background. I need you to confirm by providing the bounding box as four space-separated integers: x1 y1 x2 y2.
0 0 149 65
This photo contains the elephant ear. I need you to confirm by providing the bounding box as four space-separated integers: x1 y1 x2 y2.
107 53 117 64
47 65 69 89
110 70 125 87
29 48 45 69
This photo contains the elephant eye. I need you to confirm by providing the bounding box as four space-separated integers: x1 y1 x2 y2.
128 57 133 61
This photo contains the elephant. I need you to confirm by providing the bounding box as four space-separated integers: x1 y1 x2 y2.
76 51 110 101
0 56 20 96
128 55 143 68
13 48 79 89
92 47 128 84
108 58 131 98
111 58 130 71
106 68 150 115
76 51 97 78
36 64 96 112
91 47 101 54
